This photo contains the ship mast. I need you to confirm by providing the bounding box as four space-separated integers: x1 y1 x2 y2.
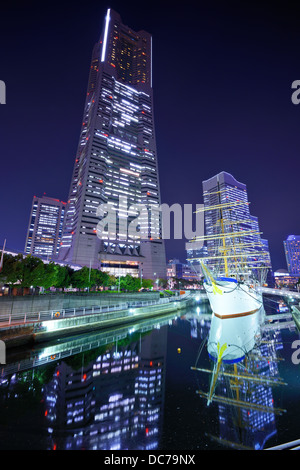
188 186 270 281
218 181 229 276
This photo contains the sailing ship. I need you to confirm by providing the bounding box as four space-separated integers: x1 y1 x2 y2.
189 184 271 402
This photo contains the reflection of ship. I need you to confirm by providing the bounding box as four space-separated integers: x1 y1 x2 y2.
188 183 271 394
203 262 264 364
192 326 287 450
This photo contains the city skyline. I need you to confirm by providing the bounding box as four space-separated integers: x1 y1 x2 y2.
1 0 300 271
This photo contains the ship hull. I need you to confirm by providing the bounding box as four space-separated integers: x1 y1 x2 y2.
204 280 264 363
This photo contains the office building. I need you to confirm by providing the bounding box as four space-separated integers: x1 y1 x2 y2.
166 258 202 284
284 235 300 276
24 195 66 259
186 244 207 279
200 171 272 277
59 8 166 279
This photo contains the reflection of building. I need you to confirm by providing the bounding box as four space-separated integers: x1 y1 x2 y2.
192 315 284 450
24 195 66 259
42 326 167 450
58 8 166 279
135 328 166 450
43 361 94 429
284 235 300 276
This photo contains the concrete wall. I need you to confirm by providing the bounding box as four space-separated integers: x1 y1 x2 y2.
0 291 160 315
33 296 195 344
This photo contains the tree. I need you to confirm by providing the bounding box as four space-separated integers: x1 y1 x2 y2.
0 253 21 286
107 275 117 287
141 278 154 289
53 264 73 289
93 270 110 288
119 274 140 292
157 278 168 289
70 267 91 289
21 256 46 288
39 262 57 290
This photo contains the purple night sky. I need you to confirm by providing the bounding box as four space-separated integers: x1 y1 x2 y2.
1 0 300 270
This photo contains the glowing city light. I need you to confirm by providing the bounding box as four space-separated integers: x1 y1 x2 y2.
101 8 111 62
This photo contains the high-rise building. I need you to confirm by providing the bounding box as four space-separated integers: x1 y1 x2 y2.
200 171 272 276
284 235 300 275
59 8 166 279
24 195 66 259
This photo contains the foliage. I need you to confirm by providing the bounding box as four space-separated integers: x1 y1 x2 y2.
0 253 152 293
0 254 45 288
70 267 112 289
119 274 141 292
141 278 154 289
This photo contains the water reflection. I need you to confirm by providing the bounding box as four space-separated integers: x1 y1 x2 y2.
192 326 286 449
190 295 297 450
0 311 178 450
0 297 299 450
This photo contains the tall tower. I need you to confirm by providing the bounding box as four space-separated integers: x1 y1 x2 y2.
201 171 272 276
59 9 166 279
284 235 300 275
25 195 66 259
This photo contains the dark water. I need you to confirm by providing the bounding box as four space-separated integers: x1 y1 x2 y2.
0 297 300 451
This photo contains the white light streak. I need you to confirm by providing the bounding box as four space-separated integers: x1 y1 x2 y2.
101 8 111 62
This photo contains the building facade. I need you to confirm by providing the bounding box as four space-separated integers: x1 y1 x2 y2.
59 9 166 279
284 235 300 276
24 195 66 259
166 258 202 284
200 171 272 279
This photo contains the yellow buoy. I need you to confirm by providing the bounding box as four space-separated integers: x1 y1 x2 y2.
177 348 181 354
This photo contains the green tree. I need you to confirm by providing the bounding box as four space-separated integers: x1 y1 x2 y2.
94 269 110 288
70 267 116 290
39 262 57 290
3 255 45 290
107 275 117 287
70 266 91 289
53 264 73 289
22 256 46 288
141 278 154 289
119 274 140 292
0 253 21 286
157 278 168 289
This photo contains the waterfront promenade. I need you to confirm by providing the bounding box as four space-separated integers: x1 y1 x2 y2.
0 290 206 348
1 285 299 350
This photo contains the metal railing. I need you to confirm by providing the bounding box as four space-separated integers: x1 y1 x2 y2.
0 293 200 329
265 438 300 450
260 286 300 299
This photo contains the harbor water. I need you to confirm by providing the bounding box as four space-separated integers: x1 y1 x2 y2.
0 295 299 450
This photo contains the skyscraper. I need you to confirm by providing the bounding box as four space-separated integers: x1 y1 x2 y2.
59 8 166 279
200 171 272 276
284 235 300 275
25 195 66 259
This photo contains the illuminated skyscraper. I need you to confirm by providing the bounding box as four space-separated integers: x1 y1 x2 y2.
201 171 272 275
284 235 300 275
25 195 66 259
59 8 166 279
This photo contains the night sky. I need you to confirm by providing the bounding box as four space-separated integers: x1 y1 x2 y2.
1 0 300 271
